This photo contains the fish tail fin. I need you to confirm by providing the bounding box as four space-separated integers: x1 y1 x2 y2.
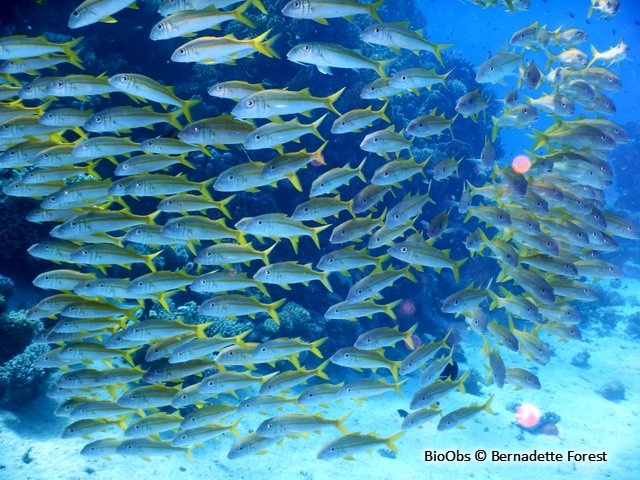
378 101 391 123
249 0 267 14
481 336 491 358
179 154 196 170
483 394 495 414
232 329 252 348
254 280 270 296
452 258 466 283
440 329 453 350
315 359 331 381
228 418 242 438
544 49 555 70
336 411 351 434
268 298 286 324
310 113 327 141
311 141 328 165
288 237 299 255
168 108 184 130
355 157 367 182
388 361 400 381
181 99 200 123
449 113 458 138
394 378 408 396
195 321 213 339
157 293 172 312
63 37 84 70
369 0 385 23
376 57 395 77
253 30 280 59
457 370 470 393
491 115 499 142
326 87 345 115
285 172 303 192
385 299 402 320
311 223 331 249
433 42 454 68
234 1 256 28
216 194 235 219
588 44 599 67
403 265 417 283
319 270 333 292
261 242 277 264
145 250 163 272
309 337 327 358
385 431 405 454
529 129 548 150
487 288 500 310
404 323 419 349
198 177 215 202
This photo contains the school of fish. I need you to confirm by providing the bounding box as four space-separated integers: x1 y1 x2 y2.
0 0 634 463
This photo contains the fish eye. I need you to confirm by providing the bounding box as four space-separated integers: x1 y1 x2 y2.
255 134 261 140
157 24 163 30
257 220 263 224
246 100 254 107
56 81 63 87
179 48 185 54
72 10 79 16
303 45 310 51
327 258 334 263
82 250 88 255
401 75 407 80
374 27 380 32
228 175 234 180
94 116 102 122
344 352 350 357
193 126 201 133
265 270 271 275
400 246 407 253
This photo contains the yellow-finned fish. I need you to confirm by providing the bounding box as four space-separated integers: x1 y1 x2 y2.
437 395 494 430
69 0 138 29
287 41 393 76
282 0 384 24
317 431 404 460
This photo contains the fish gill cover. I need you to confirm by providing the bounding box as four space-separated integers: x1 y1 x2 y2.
0 0 637 468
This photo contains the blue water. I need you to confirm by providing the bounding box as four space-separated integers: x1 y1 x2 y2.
0 0 639 479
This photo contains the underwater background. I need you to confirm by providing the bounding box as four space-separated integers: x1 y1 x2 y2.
0 0 639 479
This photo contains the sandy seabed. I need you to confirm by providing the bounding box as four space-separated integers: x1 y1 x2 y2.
0 278 638 480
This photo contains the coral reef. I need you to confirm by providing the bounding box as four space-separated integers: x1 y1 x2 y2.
0 343 51 410
596 380 626 401
570 350 591 368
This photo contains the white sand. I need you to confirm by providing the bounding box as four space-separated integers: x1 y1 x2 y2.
1 278 638 480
